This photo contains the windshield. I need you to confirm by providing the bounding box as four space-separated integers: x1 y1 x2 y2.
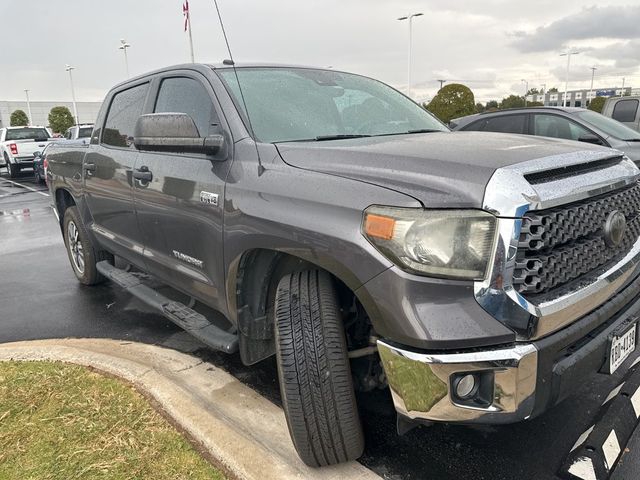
217 67 448 143
5 127 49 141
78 127 93 138
574 110 640 141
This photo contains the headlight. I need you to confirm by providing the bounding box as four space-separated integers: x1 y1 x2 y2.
362 206 497 280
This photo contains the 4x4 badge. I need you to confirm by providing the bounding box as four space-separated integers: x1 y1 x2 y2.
200 191 219 206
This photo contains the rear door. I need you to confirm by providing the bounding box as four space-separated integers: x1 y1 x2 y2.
83 81 150 264
133 72 231 311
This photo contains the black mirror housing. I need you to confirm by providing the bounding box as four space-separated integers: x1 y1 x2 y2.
133 113 224 156
578 134 604 146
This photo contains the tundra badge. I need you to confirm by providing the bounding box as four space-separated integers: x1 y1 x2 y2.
200 191 219 206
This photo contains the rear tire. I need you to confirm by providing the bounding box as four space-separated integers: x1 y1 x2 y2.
274 270 364 467
6 155 18 178
63 206 112 285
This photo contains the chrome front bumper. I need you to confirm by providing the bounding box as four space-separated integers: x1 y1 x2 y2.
378 340 538 423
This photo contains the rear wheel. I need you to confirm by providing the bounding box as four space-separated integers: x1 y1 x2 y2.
274 270 364 467
5 154 18 178
63 206 112 285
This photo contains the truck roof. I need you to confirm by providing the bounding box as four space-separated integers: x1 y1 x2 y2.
110 62 341 90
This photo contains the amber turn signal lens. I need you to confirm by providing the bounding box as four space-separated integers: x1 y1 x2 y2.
365 214 396 240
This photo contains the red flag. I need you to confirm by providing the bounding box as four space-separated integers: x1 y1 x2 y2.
183 1 190 32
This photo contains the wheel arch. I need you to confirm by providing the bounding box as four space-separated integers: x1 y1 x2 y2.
230 248 376 366
54 188 77 227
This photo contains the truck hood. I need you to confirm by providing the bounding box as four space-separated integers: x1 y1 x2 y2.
275 131 619 208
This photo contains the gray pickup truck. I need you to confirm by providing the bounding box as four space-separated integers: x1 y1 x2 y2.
47 63 640 467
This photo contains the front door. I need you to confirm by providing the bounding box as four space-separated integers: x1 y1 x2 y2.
133 73 231 311
83 81 150 264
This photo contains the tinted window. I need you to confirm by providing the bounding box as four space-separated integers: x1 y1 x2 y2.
6 127 50 141
612 99 639 123
575 110 640 141
217 68 448 143
102 83 149 148
78 127 93 138
154 77 217 136
463 114 526 134
533 114 590 141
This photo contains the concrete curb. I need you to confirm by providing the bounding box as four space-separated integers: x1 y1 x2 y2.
0 338 380 480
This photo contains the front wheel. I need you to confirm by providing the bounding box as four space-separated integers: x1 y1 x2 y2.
63 206 112 285
274 270 364 467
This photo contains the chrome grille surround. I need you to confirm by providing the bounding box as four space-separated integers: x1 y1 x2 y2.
475 151 640 340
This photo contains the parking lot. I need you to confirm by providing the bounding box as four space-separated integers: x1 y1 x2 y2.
1 170 639 480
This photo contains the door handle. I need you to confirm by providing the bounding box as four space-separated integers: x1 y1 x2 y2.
83 163 96 172
133 166 153 182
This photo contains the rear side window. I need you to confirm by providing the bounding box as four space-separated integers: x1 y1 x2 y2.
154 77 217 136
533 114 591 141
78 127 93 138
102 83 149 149
612 99 639 123
463 115 527 134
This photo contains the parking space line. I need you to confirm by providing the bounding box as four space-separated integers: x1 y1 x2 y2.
571 425 595 452
0 178 49 197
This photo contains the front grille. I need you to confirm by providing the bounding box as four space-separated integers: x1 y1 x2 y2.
513 182 640 296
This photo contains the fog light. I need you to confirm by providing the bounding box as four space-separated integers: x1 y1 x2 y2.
454 374 477 399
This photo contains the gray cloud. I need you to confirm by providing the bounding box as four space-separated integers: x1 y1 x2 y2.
511 5 640 53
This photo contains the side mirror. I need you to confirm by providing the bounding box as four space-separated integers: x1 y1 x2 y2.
33 151 41 158
578 134 604 146
134 113 224 156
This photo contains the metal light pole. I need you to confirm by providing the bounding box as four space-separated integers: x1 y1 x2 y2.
65 64 79 125
621 77 626 97
119 39 131 78
540 84 547 106
560 50 580 107
24 89 32 125
521 79 529 107
436 79 447 90
589 66 597 102
398 13 423 99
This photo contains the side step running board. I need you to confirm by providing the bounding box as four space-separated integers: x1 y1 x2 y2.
96 261 238 354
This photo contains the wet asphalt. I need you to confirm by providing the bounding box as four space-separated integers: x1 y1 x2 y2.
1 170 639 480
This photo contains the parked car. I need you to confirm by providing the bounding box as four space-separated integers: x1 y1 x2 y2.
64 124 94 141
47 63 640 467
451 107 640 165
0 126 53 178
602 96 640 132
32 144 52 184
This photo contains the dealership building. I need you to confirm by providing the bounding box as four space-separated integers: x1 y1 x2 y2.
527 87 640 108
0 101 102 129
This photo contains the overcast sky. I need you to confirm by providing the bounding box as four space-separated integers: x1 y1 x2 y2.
1 1 638 104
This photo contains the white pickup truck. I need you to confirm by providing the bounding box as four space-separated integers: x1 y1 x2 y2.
0 126 53 178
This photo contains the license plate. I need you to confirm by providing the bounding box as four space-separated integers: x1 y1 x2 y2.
608 322 637 374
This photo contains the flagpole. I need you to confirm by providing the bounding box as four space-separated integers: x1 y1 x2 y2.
187 3 195 63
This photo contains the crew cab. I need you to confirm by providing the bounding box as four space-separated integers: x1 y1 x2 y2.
1 126 53 177
47 63 640 467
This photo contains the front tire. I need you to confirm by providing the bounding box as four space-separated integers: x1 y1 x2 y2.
274 270 364 467
63 206 112 285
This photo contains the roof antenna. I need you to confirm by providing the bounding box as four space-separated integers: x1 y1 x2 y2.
212 0 264 175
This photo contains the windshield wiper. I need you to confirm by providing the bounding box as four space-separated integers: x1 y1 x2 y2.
314 134 372 141
405 128 445 134
624 139 640 142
